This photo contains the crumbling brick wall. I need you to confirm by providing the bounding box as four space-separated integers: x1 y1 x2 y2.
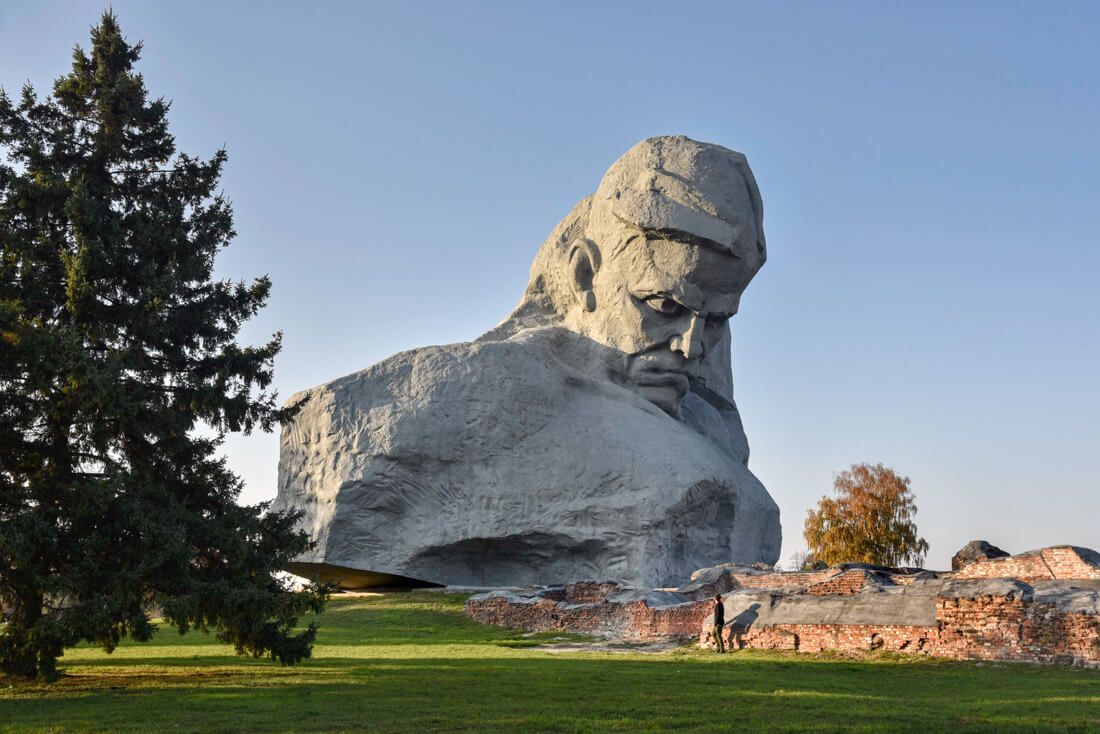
934 595 1100 666
465 547 1100 667
1037 547 1100 581
952 555 1054 581
732 570 838 589
950 547 1100 582
563 581 620 604
464 585 713 641
693 594 1100 667
713 623 934 654
804 570 870 595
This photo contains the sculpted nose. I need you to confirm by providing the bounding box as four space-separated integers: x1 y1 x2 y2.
671 314 705 360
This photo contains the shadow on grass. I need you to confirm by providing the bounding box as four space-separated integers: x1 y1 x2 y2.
4 654 1099 733
5 595 1098 732
63 593 538 653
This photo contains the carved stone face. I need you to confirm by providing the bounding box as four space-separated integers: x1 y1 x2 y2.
503 136 766 416
579 227 755 415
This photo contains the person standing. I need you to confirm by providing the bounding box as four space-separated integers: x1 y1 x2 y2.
712 593 726 653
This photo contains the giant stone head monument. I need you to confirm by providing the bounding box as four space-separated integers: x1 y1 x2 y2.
274 135 782 588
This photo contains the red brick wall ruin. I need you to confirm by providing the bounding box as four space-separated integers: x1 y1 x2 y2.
464 546 1100 667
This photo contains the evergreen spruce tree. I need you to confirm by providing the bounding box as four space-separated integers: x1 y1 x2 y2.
0 12 326 680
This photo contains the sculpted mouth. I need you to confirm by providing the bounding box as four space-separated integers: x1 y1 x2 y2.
631 367 691 393
627 351 698 405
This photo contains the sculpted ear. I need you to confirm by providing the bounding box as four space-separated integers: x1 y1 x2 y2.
568 238 601 312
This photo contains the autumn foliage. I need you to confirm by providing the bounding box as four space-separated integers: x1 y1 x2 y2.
803 463 929 568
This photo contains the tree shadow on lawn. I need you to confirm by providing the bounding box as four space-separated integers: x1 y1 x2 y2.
3 654 1098 733
53 595 545 654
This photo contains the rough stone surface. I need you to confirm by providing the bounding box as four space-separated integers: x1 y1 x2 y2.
671 566 743 600
274 136 781 588
951 540 1010 571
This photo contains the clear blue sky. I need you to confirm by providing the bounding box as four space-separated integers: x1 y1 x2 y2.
3 1 1097 570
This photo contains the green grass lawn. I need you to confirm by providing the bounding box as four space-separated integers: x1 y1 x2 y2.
1 592 1098 733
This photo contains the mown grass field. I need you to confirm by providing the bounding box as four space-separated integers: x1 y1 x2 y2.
2 592 1098 733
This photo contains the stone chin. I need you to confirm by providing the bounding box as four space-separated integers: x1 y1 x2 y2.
639 383 688 416
628 369 693 416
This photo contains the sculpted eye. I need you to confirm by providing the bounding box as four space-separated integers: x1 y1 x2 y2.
643 296 686 317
